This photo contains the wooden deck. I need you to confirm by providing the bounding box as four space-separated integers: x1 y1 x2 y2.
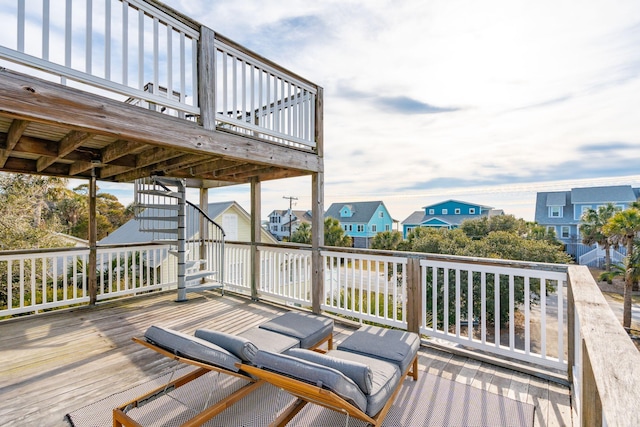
0 291 572 426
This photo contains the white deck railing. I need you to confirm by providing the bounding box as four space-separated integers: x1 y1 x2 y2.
421 258 567 371
0 244 173 316
259 245 312 305
0 0 199 117
214 37 317 150
321 249 408 329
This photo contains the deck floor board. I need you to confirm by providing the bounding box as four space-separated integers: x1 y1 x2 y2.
0 290 572 426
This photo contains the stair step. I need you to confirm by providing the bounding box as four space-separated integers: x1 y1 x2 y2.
137 189 184 199
135 204 179 211
185 270 218 282
184 282 223 293
135 215 178 222
152 176 183 187
139 228 178 235
185 259 207 269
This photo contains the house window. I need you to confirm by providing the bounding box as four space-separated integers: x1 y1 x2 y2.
442 209 448 214
469 208 475 214
454 208 461 214
379 212 384 218
371 225 377 232
549 206 562 218
561 226 570 238
429 209 434 215
357 224 364 232
347 224 353 232
385 224 390 231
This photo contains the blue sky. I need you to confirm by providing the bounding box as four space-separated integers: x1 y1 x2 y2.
86 0 640 221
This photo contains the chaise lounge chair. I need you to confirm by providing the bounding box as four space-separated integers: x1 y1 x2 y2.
113 311 333 427
242 325 420 427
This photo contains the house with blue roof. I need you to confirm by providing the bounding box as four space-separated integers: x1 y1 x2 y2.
401 200 503 238
534 185 640 264
324 201 394 248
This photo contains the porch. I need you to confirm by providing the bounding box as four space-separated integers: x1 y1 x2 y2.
1 289 571 426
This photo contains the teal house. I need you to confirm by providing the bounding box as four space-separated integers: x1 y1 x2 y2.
402 200 501 238
324 201 394 248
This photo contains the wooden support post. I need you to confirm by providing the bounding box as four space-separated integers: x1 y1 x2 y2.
250 178 261 300
88 170 97 305
311 172 324 314
198 26 216 131
581 341 602 427
176 179 187 302
406 257 422 334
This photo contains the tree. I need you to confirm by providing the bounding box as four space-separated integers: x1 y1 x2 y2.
324 217 352 247
0 174 70 250
370 230 403 250
290 222 311 244
603 207 640 329
579 203 619 271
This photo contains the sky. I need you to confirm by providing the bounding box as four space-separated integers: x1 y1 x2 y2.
86 0 640 221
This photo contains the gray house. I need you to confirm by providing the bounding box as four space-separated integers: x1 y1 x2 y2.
534 185 640 264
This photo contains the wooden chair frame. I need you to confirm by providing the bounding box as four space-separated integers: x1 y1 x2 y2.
241 354 419 427
113 331 333 427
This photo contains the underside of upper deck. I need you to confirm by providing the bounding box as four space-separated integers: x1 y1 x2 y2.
0 68 322 187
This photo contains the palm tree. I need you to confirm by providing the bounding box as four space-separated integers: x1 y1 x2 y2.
579 203 619 271
603 207 640 329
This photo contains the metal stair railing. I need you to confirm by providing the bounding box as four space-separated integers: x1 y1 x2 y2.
134 177 225 300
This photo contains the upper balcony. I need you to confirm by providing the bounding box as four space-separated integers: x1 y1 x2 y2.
0 0 322 186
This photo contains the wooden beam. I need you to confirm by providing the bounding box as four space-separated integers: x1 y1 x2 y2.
69 161 95 176
101 139 146 163
0 119 29 167
36 130 92 172
99 164 131 178
135 147 183 168
112 153 211 183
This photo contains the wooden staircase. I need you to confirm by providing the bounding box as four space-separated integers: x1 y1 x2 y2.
134 176 225 301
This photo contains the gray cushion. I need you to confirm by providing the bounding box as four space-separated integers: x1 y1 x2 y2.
259 312 333 349
144 326 241 372
337 326 420 374
286 348 373 394
253 350 367 413
328 350 401 417
239 328 300 353
194 329 258 362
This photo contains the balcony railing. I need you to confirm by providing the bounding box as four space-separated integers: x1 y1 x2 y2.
0 0 318 150
1 241 640 424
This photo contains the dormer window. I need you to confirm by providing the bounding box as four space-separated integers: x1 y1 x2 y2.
442 209 448 214
454 208 461 214
469 208 475 214
429 209 435 215
549 206 563 218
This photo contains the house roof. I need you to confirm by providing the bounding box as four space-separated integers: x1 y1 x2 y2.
571 185 638 204
546 192 567 206
99 201 249 245
324 201 387 223
401 212 480 227
422 199 494 210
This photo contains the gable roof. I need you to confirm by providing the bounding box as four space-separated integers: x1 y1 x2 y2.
324 201 387 223
546 192 567 206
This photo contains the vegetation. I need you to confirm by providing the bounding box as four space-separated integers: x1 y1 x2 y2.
290 217 352 247
603 206 640 329
580 204 620 272
0 173 132 249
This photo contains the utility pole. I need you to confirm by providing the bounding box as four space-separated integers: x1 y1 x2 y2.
283 195 298 241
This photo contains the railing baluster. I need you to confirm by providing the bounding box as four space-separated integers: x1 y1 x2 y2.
122 0 128 86
86 0 92 74
42 0 50 61
524 276 531 355
105 0 111 80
